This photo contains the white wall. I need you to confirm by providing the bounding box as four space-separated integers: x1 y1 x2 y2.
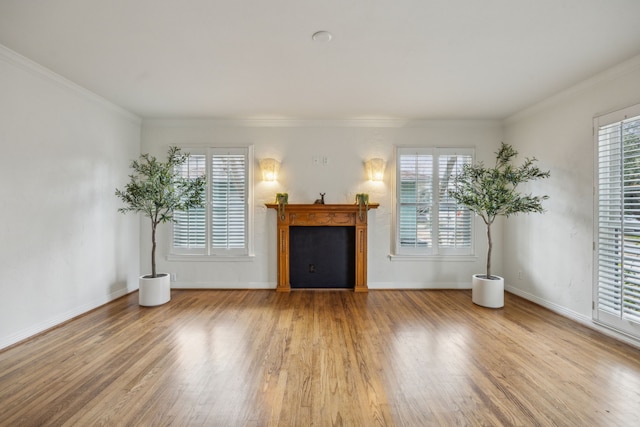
5 45 640 352
142 119 503 290
0 46 141 349
503 55 640 334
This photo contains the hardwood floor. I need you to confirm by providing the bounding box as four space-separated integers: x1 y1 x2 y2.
1 290 640 426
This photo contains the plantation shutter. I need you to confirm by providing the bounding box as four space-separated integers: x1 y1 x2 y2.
396 147 473 256
595 106 640 339
437 152 473 253
398 150 433 253
172 146 251 257
211 150 247 252
173 154 207 252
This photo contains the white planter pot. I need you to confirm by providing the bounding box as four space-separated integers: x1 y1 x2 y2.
139 273 171 307
472 274 504 308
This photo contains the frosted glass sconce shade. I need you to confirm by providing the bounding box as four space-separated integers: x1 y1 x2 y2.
260 158 281 181
365 158 385 181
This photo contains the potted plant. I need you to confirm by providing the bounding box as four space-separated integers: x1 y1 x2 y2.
115 146 206 306
448 142 550 308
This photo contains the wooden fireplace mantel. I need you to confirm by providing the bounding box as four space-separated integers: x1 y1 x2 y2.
265 203 379 292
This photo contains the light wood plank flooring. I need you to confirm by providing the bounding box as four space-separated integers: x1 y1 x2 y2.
1 290 640 426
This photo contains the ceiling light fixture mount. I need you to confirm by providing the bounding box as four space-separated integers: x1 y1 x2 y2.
312 30 332 43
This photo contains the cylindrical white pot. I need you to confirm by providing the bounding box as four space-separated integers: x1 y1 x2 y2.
139 273 171 307
472 274 504 308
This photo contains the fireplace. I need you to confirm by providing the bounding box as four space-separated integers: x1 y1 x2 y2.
266 203 378 292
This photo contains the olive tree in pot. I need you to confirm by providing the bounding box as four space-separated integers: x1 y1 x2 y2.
448 142 550 308
115 146 206 306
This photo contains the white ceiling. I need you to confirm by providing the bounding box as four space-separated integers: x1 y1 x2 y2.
1 0 640 120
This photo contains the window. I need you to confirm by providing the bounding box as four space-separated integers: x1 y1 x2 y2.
395 147 474 256
595 105 640 338
172 146 253 257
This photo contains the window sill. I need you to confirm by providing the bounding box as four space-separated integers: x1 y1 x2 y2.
166 254 255 262
388 254 478 262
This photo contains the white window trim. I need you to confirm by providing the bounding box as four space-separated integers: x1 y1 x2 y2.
392 146 475 258
388 254 478 262
169 145 254 260
593 104 640 339
166 254 255 262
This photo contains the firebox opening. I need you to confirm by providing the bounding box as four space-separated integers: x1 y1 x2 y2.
289 226 355 289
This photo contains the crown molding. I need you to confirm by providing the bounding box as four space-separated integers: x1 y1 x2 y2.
143 117 501 129
243 117 411 128
0 43 140 123
143 116 411 128
505 53 640 125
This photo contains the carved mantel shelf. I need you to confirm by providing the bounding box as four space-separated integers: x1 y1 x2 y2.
266 203 379 292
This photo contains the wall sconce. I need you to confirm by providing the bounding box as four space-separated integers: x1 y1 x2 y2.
259 158 281 181
365 158 385 181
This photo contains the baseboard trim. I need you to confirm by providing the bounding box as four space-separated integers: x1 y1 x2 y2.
171 281 275 290
0 287 133 351
368 281 471 290
506 286 640 349
171 281 471 290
